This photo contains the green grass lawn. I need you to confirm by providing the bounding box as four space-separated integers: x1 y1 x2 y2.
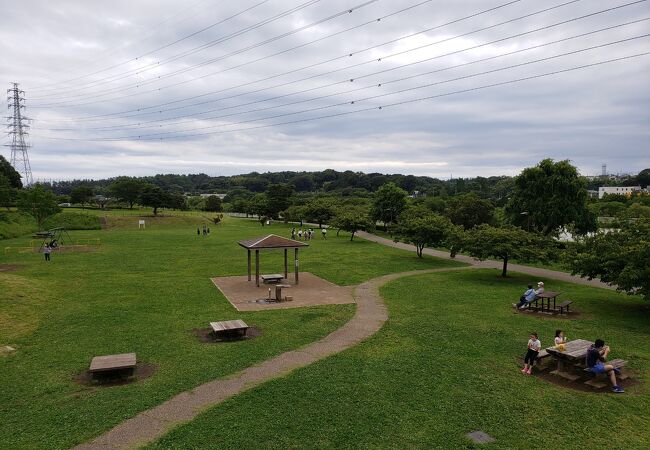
0 215 463 449
147 269 650 450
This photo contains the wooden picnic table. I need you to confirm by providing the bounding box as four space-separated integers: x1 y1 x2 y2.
545 339 593 380
275 284 290 301
89 353 137 376
261 274 283 284
535 291 561 312
210 319 249 339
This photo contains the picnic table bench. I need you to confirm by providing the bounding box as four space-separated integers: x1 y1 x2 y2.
261 274 283 284
89 353 137 379
210 319 249 339
583 358 629 388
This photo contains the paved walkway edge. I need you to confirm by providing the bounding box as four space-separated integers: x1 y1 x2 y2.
73 267 465 450
356 231 616 290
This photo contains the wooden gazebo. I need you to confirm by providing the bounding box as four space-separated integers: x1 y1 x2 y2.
238 234 309 286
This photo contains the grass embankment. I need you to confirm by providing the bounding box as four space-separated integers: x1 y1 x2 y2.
148 269 650 450
0 215 463 449
42 212 101 230
0 211 37 239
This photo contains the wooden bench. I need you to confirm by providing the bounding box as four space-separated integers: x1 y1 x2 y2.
210 319 249 339
261 274 283 284
533 349 552 371
557 300 573 315
89 353 137 379
584 359 628 388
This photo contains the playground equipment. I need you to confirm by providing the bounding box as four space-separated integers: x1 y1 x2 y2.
33 227 74 251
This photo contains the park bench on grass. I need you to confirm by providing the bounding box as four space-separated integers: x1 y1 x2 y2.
89 353 136 380
557 300 573 315
261 274 283 284
210 319 249 340
583 359 628 389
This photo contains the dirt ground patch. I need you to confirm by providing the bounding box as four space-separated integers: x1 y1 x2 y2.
212 272 355 311
73 362 157 387
0 264 22 272
515 358 639 394
192 326 262 343
511 306 585 320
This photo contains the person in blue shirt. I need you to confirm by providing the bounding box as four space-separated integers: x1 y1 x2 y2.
586 339 624 393
515 284 536 309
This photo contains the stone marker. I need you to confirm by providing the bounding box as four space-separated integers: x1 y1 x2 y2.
466 430 495 444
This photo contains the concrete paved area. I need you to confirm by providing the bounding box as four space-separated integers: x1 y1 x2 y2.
211 272 355 311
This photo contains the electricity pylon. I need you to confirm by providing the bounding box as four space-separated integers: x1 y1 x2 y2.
6 82 33 186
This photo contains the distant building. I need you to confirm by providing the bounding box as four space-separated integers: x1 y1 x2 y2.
598 186 641 199
586 190 598 199
185 193 227 199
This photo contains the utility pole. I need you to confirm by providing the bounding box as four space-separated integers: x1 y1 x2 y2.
6 82 33 186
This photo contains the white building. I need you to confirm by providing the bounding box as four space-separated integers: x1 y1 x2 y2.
598 186 641 199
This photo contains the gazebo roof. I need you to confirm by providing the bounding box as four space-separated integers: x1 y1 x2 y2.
238 234 309 250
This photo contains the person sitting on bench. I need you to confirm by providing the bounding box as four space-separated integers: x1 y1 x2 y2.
586 339 624 393
515 284 536 309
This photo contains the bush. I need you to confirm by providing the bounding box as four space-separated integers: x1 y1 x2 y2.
42 212 101 230
0 211 37 239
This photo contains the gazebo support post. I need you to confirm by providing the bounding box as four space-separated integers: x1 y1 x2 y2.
294 248 299 284
247 250 251 281
284 248 288 280
255 250 260 287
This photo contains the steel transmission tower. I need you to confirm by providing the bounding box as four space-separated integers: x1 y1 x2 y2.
6 82 33 186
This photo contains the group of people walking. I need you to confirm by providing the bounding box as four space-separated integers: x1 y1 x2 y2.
291 227 327 240
197 224 210 236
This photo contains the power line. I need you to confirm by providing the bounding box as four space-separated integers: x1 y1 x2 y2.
36 0 637 122
33 0 569 115
29 0 227 90
59 36 650 139
50 19 648 133
29 0 335 98
30 0 383 103
35 49 650 141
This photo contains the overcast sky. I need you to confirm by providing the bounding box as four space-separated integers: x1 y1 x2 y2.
1 0 648 181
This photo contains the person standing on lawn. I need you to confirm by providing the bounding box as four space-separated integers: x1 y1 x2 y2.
43 244 52 262
522 332 541 375
586 339 624 393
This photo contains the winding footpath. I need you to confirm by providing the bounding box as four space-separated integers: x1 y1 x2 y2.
75 233 612 449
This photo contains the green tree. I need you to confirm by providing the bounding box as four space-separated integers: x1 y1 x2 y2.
395 208 453 257
457 224 551 277
0 155 22 189
506 159 595 235
265 183 294 218
331 208 375 241
443 193 495 229
302 198 337 228
0 174 15 209
568 220 650 300
70 186 94 209
17 185 61 230
108 177 145 209
247 193 269 219
636 168 650 188
283 205 307 226
203 195 223 212
168 193 188 210
371 182 408 232
139 184 169 215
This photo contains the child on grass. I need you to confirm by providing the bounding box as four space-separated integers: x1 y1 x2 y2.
522 332 541 375
554 329 567 351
